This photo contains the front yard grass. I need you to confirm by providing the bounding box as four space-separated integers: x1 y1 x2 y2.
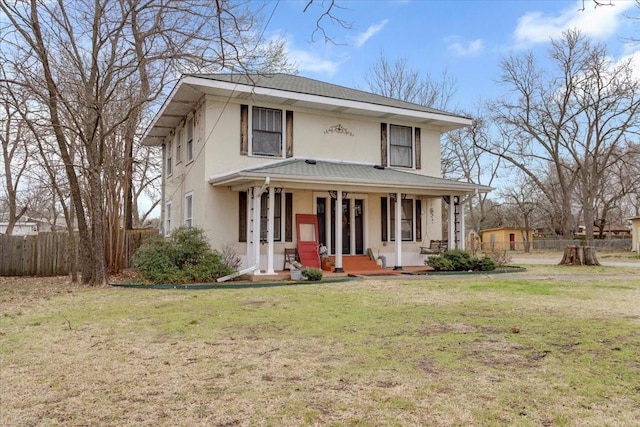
1 267 639 426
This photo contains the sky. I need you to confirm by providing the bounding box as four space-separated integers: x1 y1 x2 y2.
264 0 640 111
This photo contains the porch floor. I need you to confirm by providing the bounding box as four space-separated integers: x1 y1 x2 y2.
248 264 434 282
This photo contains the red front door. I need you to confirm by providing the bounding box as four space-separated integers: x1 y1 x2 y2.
296 214 320 268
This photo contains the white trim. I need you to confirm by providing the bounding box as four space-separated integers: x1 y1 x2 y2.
180 76 471 126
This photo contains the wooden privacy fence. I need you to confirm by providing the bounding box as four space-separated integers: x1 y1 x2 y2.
0 229 158 277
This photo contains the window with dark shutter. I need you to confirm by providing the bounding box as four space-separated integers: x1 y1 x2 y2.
416 199 422 241
239 191 247 242
285 192 293 242
240 105 248 155
381 197 387 242
286 111 294 158
415 127 421 170
380 123 388 167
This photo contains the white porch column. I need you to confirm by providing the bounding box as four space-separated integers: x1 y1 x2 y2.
394 192 402 270
334 191 344 273
448 195 456 250
246 189 253 268
459 202 466 250
350 198 356 255
266 186 275 274
253 186 262 275
325 197 331 256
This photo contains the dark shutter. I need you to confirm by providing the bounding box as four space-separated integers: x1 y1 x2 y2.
240 104 248 155
416 199 422 241
285 192 293 242
239 191 247 242
381 197 387 242
380 123 388 167
415 127 421 170
286 110 294 158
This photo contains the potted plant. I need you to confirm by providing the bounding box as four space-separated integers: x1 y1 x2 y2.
319 244 333 271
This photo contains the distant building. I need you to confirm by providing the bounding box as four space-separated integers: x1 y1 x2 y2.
480 227 533 251
0 218 39 236
575 224 631 237
627 217 640 253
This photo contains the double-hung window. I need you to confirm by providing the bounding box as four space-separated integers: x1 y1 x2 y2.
166 140 173 175
165 202 172 236
176 129 182 164
389 125 413 168
184 193 193 228
186 118 194 162
238 191 292 242
252 107 282 157
260 192 282 242
381 196 422 242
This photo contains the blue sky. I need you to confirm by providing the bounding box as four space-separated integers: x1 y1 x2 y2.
265 0 639 111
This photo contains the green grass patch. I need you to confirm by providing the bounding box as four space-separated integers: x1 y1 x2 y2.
1 273 639 426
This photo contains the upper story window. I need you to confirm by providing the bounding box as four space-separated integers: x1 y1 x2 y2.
252 107 282 157
175 129 182 164
389 125 413 168
184 193 193 228
165 202 172 236
166 140 173 176
186 117 194 162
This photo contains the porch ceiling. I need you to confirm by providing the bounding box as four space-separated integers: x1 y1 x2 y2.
209 159 492 197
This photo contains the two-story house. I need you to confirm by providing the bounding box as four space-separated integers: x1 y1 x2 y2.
141 74 491 275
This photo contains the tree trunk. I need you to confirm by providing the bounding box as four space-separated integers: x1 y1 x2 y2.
559 245 600 266
583 246 601 266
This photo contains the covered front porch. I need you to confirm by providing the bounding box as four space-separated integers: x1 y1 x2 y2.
209 159 491 276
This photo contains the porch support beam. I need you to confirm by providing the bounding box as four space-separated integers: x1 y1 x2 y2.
350 198 356 255
252 186 263 274
334 190 344 273
459 201 466 250
448 194 456 250
266 186 275 274
394 191 402 270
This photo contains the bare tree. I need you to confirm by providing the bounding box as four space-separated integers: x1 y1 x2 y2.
479 29 640 239
365 54 458 111
0 76 31 235
0 0 292 284
442 110 502 233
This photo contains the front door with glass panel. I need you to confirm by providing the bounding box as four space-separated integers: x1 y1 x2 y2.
317 198 364 255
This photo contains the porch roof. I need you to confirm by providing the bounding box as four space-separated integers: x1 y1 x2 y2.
209 159 492 196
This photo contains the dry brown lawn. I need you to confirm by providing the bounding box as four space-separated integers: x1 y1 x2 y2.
1 266 639 426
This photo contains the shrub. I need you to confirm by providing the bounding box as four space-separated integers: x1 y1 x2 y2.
473 255 496 271
487 250 511 268
301 268 323 281
133 227 234 283
426 249 496 272
426 256 455 271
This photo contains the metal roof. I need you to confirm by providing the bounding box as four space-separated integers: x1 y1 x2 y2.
141 73 472 146
209 159 492 196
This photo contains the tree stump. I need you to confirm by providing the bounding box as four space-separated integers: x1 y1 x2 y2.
558 245 600 266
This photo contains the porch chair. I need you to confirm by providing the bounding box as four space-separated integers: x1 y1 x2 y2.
283 248 300 270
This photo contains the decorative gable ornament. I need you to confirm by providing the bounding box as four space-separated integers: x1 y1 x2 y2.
324 124 354 136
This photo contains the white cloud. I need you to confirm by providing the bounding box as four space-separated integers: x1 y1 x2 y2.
351 19 388 48
617 48 640 82
514 0 635 46
445 37 485 57
277 35 341 76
